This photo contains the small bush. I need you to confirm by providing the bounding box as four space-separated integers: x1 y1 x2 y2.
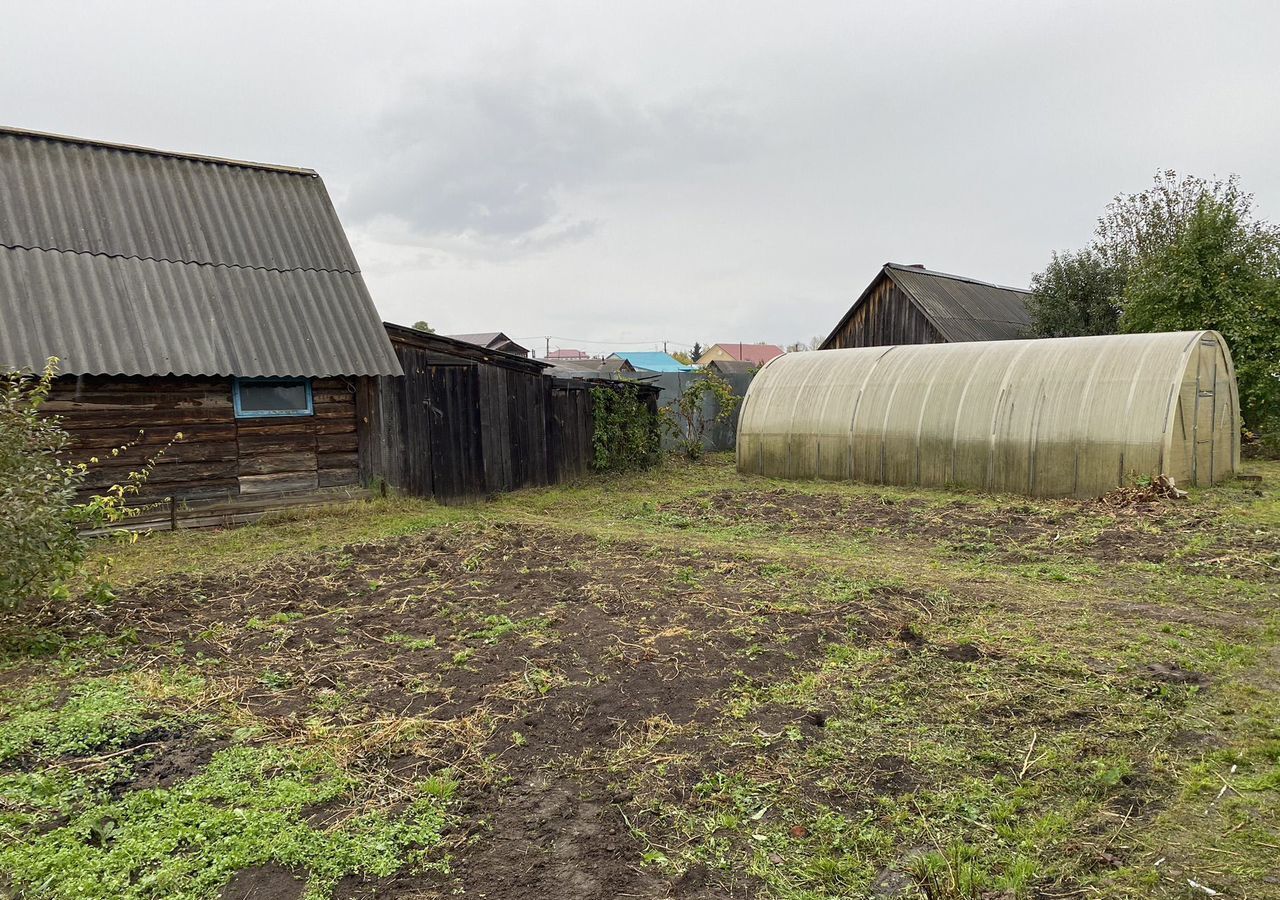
1 359 162 610
666 371 741 460
0 361 86 610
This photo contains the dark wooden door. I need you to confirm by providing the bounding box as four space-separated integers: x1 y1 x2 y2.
427 364 485 502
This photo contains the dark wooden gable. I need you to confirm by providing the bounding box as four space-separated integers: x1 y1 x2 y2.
821 269 944 350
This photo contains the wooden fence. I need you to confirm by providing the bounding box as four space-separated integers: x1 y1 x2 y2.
357 326 655 503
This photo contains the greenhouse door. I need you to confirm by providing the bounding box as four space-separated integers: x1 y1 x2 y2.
1193 338 1218 484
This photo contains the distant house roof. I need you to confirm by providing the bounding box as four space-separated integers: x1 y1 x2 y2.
607 351 696 373
706 359 760 376
544 358 636 380
822 263 1033 348
446 332 530 358
384 323 547 375
0 126 401 378
701 343 784 365
546 348 589 359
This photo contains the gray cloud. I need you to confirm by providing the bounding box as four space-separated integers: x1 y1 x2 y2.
2 1 1278 347
345 69 754 256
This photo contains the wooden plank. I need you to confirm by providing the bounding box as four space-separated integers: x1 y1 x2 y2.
82 485 371 535
427 363 484 502
313 377 357 391
238 472 319 495
316 432 358 453
318 467 360 487
68 424 238 448
237 433 319 454
479 366 511 493
313 402 357 419
78 479 241 506
312 390 356 405
234 420 318 436
49 407 235 427
239 451 318 476
403 348 436 497
82 459 239 488
317 451 359 470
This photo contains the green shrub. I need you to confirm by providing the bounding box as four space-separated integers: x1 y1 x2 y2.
0 361 86 609
591 383 661 472
666 371 741 461
1 359 161 610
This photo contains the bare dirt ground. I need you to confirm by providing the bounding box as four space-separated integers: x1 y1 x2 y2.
663 485 1280 579
2 458 1278 899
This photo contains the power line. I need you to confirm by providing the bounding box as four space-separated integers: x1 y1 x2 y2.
513 334 696 348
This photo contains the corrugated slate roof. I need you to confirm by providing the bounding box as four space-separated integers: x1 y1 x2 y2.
883 264 1032 343
0 126 401 377
706 359 760 376
544 358 634 378
445 332 530 356
447 332 505 346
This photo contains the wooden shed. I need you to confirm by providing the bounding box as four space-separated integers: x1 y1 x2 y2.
0 127 402 520
821 263 1034 349
358 326 657 503
738 331 1240 498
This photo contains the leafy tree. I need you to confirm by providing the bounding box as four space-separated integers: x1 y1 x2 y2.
785 336 822 353
412 320 436 333
1027 170 1280 438
1026 249 1124 337
1095 171 1247 274
670 351 694 365
1117 185 1280 437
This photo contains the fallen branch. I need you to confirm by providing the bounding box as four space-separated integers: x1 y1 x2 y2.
1017 730 1038 781
1206 763 1238 815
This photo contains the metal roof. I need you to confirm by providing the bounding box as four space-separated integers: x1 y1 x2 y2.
542 358 635 379
705 359 760 375
822 263 1033 348
445 332 530 356
703 343 785 365
607 351 696 373
883 264 1033 342
0 127 401 377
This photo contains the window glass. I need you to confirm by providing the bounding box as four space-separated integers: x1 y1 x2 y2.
234 379 312 417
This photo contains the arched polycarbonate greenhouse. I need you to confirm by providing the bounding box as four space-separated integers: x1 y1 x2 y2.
737 331 1239 498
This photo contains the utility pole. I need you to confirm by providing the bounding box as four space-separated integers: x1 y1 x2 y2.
663 340 668 354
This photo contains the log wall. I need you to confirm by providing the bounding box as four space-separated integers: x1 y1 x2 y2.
46 375 361 504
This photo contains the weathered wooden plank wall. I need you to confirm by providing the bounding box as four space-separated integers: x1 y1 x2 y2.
547 382 594 483
48 375 361 504
823 277 942 349
357 336 621 502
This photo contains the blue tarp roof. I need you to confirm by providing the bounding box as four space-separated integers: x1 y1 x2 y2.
608 351 696 373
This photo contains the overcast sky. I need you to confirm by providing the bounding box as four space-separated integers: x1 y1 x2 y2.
3 1 1278 355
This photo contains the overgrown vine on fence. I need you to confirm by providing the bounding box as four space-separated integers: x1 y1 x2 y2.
590 383 660 473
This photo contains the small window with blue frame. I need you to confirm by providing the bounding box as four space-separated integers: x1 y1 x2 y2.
233 377 314 418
